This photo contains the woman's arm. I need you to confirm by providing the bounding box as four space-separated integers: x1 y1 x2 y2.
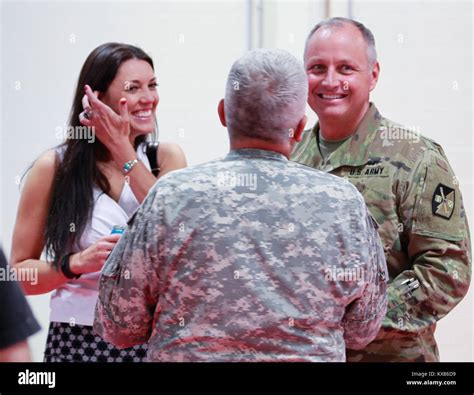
10 150 121 295
10 150 72 295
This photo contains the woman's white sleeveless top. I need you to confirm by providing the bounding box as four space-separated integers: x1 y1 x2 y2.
49 143 151 326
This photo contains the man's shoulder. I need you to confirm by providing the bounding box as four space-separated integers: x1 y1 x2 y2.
143 160 220 202
154 157 225 182
149 155 360 199
375 115 448 164
289 160 347 183
380 116 439 145
289 161 364 202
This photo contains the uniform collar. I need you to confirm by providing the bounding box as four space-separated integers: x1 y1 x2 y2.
226 148 288 162
312 103 383 171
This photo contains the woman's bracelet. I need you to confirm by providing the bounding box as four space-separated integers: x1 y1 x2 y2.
122 158 139 174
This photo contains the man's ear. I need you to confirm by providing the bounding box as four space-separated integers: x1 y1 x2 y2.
369 61 380 92
218 99 226 127
293 115 307 142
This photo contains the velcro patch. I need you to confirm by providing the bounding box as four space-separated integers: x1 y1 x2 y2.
412 157 463 241
432 183 455 220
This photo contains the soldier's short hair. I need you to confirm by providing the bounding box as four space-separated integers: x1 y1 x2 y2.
225 48 307 144
304 17 377 67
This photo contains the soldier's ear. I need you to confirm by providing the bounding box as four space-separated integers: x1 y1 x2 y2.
369 61 380 92
293 115 307 142
218 99 227 127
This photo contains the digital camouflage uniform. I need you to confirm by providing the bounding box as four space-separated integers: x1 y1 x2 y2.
291 104 471 362
94 148 387 362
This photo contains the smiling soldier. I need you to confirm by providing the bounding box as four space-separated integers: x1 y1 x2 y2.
291 17 471 362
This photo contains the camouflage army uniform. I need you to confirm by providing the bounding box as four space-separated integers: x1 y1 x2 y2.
94 148 387 362
291 104 471 362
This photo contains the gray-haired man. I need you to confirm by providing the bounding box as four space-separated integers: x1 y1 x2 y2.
94 49 388 362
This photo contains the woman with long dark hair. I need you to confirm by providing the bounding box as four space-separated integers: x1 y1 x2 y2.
10 42 187 362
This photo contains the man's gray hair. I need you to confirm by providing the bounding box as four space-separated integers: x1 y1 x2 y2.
225 48 307 143
304 17 377 67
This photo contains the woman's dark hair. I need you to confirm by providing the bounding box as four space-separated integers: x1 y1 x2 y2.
44 42 154 268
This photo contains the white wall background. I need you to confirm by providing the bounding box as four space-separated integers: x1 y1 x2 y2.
1 0 472 362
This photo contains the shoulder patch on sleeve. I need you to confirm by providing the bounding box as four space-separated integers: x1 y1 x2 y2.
432 183 455 220
412 155 463 241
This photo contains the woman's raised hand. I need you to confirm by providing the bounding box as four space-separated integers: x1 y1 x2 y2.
79 85 132 153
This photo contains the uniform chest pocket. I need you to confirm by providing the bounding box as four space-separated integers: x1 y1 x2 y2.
348 177 400 252
350 177 395 220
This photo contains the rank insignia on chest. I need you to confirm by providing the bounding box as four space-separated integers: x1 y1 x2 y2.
432 183 455 219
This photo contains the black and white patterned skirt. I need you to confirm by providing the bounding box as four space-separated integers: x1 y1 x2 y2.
43 321 147 362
